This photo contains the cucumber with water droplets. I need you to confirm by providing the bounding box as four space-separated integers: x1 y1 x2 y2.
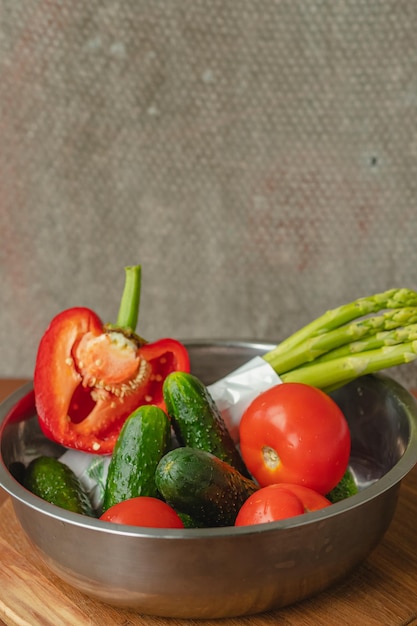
103 404 171 512
155 446 258 527
163 371 250 476
24 455 95 517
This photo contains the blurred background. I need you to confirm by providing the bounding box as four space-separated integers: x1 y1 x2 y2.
0 1 416 384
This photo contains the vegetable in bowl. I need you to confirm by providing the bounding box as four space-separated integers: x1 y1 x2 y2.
33 265 190 454
25 271 417 529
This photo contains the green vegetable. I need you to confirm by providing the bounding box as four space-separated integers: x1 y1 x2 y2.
326 468 358 503
115 264 142 332
103 404 171 512
163 371 250 476
104 264 147 344
176 511 206 529
262 289 417 391
24 456 95 517
155 447 258 527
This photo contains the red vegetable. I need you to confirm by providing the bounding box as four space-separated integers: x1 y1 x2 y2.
235 483 331 526
239 382 350 494
273 483 333 511
100 496 185 528
34 266 190 454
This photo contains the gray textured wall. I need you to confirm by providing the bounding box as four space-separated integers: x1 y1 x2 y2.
1 1 417 383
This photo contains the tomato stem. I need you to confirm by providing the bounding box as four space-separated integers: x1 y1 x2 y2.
262 446 280 470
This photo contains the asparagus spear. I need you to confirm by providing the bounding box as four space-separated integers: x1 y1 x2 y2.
280 341 417 389
261 289 417 391
314 323 417 364
264 307 417 375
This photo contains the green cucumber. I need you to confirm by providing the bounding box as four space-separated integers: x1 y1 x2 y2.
155 447 258 527
176 511 206 529
163 371 250 477
24 456 95 517
103 404 171 512
326 467 358 503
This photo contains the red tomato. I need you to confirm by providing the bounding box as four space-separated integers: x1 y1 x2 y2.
100 497 184 528
235 486 304 526
235 483 331 526
273 483 332 511
239 382 350 494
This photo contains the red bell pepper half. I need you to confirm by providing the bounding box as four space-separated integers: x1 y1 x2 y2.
33 266 190 454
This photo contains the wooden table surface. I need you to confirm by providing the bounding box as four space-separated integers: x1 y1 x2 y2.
1 379 417 626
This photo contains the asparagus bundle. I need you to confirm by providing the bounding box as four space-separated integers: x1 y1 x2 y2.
262 288 417 391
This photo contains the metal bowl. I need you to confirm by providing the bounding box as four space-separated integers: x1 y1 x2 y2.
1 341 417 619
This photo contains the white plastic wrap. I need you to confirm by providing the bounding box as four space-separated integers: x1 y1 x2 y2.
207 356 282 441
59 449 111 511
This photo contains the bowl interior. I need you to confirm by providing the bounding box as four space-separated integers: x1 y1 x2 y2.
1 340 417 510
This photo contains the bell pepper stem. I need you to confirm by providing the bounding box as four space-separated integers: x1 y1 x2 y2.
115 265 142 332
